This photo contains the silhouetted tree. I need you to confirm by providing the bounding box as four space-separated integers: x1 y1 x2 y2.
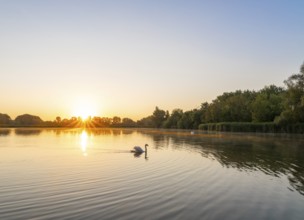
14 114 43 126
56 116 61 123
0 113 12 125
112 116 121 125
152 107 166 128
137 116 154 128
122 118 136 127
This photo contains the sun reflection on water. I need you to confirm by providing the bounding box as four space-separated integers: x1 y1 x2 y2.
80 130 88 156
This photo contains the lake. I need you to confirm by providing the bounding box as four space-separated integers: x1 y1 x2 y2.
0 128 303 220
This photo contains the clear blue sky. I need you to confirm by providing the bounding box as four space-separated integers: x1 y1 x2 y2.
0 0 303 120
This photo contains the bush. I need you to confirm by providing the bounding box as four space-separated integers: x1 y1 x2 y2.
199 122 304 133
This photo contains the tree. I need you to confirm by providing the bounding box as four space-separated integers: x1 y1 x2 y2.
179 111 193 129
112 116 121 125
191 109 203 129
122 118 136 127
152 107 166 128
137 116 154 128
251 85 285 122
0 113 12 125
278 62 304 123
56 116 61 123
200 102 210 123
100 117 112 127
14 114 43 126
163 109 183 128
205 90 256 122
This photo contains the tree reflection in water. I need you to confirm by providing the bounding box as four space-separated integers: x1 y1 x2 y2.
14 129 42 136
4 128 303 196
0 129 11 136
142 130 304 196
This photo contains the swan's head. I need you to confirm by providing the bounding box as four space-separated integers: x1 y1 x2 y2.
145 144 149 147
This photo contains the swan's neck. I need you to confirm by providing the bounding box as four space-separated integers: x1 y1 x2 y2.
145 146 147 152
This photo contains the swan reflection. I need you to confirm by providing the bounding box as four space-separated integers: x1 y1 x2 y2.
132 151 148 160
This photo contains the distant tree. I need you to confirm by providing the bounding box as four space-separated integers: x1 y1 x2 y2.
251 85 285 122
0 113 12 125
112 116 121 125
277 62 304 123
14 114 43 126
91 117 101 127
165 110 170 120
137 116 154 128
56 116 61 123
200 102 210 123
152 107 166 128
69 117 80 127
122 118 136 127
204 90 256 122
163 109 183 128
179 111 193 129
100 117 112 127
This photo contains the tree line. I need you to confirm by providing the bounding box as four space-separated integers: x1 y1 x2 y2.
139 62 304 131
1 62 304 132
0 114 138 128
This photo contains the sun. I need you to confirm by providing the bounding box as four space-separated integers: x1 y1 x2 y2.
77 107 91 120
72 100 98 120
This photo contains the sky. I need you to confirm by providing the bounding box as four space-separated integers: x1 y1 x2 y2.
1 0 304 121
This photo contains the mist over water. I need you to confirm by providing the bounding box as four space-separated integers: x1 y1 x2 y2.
0 128 303 220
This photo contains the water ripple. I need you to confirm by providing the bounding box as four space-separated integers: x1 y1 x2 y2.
0 128 304 219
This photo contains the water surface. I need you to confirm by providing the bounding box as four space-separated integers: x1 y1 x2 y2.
0 128 303 219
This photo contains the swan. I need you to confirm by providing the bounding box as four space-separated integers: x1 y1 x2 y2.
131 144 148 153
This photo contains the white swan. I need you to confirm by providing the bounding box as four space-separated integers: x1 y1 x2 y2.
131 144 148 153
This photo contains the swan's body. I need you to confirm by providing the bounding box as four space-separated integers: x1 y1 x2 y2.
131 144 148 153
